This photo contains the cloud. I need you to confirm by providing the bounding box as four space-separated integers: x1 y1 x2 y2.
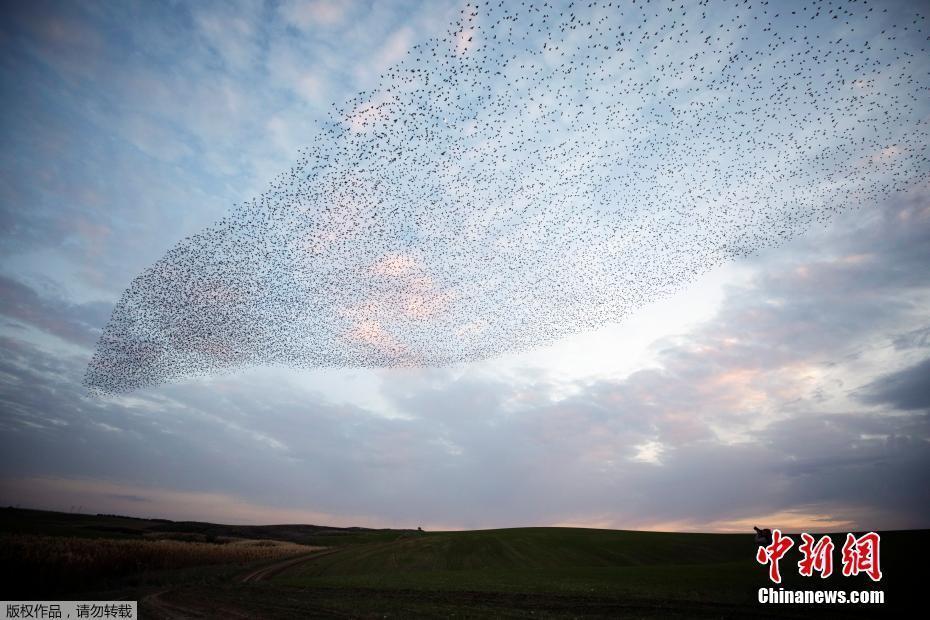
192 2 262 71
119 113 195 163
0 275 110 348
1 1 928 534
857 357 930 412
0 476 387 527
280 0 347 30
892 326 930 351
376 27 413 72
3 188 930 532
2 326 929 532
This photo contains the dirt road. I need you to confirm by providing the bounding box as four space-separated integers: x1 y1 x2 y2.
142 547 331 619
239 547 334 583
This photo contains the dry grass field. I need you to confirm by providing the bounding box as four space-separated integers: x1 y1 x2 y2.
0 532 318 595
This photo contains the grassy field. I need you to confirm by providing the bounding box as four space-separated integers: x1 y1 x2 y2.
272 527 921 617
2 508 924 617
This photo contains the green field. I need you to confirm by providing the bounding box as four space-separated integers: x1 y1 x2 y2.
273 527 918 617
279 528 755 598
2 508 923 618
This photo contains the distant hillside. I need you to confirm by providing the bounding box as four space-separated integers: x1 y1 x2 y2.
0 507 409 546
286 527 752 574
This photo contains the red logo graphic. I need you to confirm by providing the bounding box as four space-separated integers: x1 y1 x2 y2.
841 532 882 582
756 528 794 584
798 533 834 578
755 529 882 583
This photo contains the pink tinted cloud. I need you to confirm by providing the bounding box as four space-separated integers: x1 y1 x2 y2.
0 476 388 527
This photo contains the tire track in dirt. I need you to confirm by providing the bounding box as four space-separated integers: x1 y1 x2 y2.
142 547 334 619
239 547 335 583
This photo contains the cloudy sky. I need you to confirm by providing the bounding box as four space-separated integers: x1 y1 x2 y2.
1 0 928 532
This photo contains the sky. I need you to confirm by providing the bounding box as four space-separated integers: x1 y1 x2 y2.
0 0 928 532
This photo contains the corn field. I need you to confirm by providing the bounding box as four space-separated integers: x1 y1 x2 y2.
1 533 319 594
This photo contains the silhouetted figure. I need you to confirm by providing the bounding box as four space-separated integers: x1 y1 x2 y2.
754 526 773 547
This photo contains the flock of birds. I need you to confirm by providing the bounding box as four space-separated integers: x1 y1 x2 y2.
85 0 929 393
